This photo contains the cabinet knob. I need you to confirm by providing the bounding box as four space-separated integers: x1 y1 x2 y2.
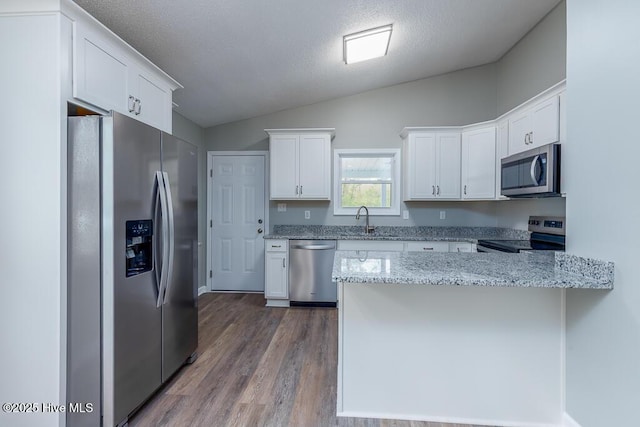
257 228 263 234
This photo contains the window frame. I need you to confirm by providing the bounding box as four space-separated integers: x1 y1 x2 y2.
333 148 401 216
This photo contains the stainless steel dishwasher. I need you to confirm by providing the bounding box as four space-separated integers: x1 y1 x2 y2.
289 240 337 306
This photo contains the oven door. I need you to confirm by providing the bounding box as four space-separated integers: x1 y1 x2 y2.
501 144 559 197
477 245 510 253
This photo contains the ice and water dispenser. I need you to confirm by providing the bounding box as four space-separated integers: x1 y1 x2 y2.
126 220 153 277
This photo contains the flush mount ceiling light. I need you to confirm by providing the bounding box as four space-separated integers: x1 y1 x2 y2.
343 24 393 65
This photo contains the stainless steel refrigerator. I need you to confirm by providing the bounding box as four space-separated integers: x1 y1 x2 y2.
66 111 198 427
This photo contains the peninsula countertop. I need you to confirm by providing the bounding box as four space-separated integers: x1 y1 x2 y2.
331 250 614 289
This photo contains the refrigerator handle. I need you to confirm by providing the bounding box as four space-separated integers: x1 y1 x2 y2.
161 171 175 305
155 171 170 308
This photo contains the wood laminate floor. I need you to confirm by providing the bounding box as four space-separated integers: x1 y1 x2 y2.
130 293 488 427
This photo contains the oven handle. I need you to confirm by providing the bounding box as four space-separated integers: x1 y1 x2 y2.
477 245 509 254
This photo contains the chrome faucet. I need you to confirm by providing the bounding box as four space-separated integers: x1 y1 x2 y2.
356 206 375 234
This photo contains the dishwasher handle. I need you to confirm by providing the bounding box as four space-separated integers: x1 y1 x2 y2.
292 244 335 250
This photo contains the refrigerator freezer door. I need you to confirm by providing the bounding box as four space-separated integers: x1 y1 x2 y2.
160 132 198 382
107 112 163 425
67 116 102 427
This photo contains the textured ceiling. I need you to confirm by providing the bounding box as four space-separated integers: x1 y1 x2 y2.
73 0 561 128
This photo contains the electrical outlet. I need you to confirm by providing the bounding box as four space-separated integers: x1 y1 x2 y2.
402 210 409 220
440 210 446 220
304 210 311 219
277 203 286 212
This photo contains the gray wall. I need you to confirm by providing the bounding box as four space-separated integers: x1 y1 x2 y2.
204 1 568 231
564 0 640 425
206 64 500 228
172 111 207 289
496 1 566 116
493 0 567 229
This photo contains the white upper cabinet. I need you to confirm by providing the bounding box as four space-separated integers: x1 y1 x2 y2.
403 132 437 199
495 119 510 200
437 133 462 199
461 126 496 200
266 129 334 200
402 129 460 200
73 18 180 133
269 134 298 198
74 22 129 114
508 95 560 155
130 68 172 132
298 134 331 199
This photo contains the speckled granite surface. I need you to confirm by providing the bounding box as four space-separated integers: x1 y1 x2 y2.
555 252 615 283
332 250 614 289
265 225 530 242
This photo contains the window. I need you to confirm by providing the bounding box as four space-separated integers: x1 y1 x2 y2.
333 149 401 215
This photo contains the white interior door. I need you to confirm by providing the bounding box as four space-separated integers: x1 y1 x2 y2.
211 155 266 291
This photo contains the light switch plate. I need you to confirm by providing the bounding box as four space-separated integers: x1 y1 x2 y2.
403 210 409 220
304 210 311 219
277 203 286 212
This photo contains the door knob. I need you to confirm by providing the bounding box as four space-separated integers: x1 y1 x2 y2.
257 228 263 234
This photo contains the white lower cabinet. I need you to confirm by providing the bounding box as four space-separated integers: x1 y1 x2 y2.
339 240 476 253
337 241 405 251
264 240 289 306
449 242 475 252
405 241 450 252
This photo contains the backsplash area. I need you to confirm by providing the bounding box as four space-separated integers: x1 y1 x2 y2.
269 198 566 231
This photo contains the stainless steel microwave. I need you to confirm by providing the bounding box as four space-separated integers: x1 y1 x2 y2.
501 143 561 197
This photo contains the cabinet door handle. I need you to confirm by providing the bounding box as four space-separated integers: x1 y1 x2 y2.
300 185 303 195
464 185 467 195
134 98 141 115
282 258 286 268
432 185 435 195
423 247 434 251
524 133 529 145
529 131 533 144
128 95 135 113
437 185 440 195
295 185 298 195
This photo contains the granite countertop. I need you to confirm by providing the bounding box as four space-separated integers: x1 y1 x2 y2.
264 225 530 242
332 250 614 290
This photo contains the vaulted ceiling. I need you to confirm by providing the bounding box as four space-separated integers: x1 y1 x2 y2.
73 0 562 128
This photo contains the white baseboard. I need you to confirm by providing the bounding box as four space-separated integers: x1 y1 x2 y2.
265 299 289 308
337 411 558 427
563 413 582 427
197 286 207 296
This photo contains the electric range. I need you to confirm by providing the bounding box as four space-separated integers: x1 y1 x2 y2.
477 216 565 253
